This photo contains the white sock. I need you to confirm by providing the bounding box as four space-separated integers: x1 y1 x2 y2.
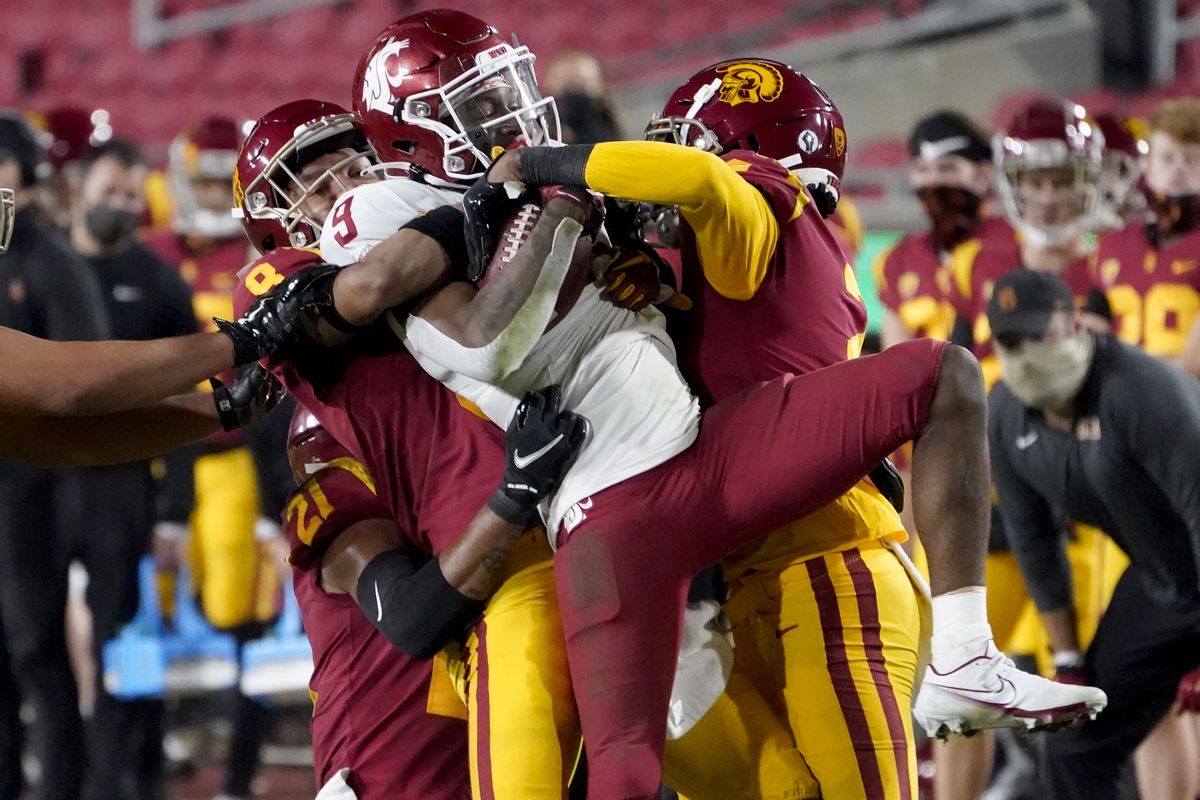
931 586 993 659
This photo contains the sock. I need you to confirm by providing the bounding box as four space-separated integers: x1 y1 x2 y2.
931 586 993 659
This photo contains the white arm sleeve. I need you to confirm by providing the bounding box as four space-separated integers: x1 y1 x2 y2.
398 216 583 383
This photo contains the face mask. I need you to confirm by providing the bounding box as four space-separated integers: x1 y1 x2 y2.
85 204 140 248
557 91 619 145
1149 192 1200 241
996 332 1093 411
916 185 983 252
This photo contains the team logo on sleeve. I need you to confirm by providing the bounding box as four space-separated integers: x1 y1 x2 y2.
715 62 783 106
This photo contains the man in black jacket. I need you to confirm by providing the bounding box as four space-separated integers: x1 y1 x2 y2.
986 269 1200 800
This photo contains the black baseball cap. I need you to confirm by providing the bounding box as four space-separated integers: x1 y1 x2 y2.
987 269 1075 339
908 110 992 164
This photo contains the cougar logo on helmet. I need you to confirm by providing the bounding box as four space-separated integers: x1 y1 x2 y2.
715 62 783 107
361 38 412 116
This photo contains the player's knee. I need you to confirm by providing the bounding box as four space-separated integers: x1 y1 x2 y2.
588 744 665 800
931 345 985 423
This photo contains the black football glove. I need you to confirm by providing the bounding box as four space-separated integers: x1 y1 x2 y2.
489 384 590 526
215 263 340 365
210 364 286 432
868 457 905 513
463 174 527 282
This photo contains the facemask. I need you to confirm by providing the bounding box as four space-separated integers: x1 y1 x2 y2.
85 204 140 248
557 91 619 145
1149 192 1200 241
996 332 1093 411
916 185 984 252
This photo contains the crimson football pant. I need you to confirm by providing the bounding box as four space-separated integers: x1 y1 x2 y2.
552 338 947 800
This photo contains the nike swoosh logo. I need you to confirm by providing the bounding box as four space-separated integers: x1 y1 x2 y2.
374 581 383 623
1016 432 1038 450
513 434 563 469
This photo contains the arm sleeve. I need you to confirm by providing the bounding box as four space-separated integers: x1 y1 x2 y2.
1116 361 1200 571
582 141 779 300
248 394 298 523
988 392 1074 610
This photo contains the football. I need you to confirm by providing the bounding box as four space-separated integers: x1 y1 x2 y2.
476 195 595 330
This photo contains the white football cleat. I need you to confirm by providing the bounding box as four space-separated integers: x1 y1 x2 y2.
914 639 1107 739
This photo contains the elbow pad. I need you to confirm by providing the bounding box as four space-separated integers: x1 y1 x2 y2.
356 550 485 659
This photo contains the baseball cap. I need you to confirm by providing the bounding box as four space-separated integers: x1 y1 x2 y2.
987 268 1075 339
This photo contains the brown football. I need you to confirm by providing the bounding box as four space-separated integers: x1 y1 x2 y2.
476 197 594 331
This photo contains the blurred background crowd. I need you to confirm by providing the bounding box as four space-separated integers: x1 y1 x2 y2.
1 0 1200 799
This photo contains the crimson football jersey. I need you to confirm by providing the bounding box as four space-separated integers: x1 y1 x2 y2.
1093 223 1200 357
676 150 867 405
284 460 469 799
946 222 1023 388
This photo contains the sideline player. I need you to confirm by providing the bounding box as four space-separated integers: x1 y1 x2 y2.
238 83 821 799
876 110 1000 348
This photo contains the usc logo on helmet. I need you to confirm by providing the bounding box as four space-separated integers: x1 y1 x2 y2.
231 167 244 209
715 62 783 107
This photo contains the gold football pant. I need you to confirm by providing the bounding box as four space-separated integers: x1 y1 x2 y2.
728 542 923 800
465 532 820 799
187 448 279 629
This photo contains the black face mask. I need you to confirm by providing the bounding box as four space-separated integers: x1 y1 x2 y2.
916 185 984 253
557 91 618 145
1149 192 1200 243
85 204 139 248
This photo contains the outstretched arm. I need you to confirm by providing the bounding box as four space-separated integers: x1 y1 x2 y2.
491 142 781 300
0 326 234 417
0 392 220 466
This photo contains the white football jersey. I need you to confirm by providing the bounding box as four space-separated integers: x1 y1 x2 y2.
329 177 701 537
319 178 463 266
404 280 700 537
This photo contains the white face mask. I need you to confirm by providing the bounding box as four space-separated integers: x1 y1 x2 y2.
996 332 1093 411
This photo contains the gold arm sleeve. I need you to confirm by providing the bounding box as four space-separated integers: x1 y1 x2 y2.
584 141 778 300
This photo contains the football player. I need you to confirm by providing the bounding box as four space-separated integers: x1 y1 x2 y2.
939 97 1120 799
1090 113 1149 234
262 36 1104 798
1096 100 1200 371
282 396 582 800
876 110 998 347
238 86 821 800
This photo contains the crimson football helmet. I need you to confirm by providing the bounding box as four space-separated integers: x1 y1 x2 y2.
169 115 245 238
236 99 374 254
39 106 113 172
644 58 847 215
994 97 1104 246
287 406 352 486
1091 113 1149 231
352 9 559 185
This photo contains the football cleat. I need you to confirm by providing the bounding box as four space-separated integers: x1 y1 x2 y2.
914 639 1107 739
